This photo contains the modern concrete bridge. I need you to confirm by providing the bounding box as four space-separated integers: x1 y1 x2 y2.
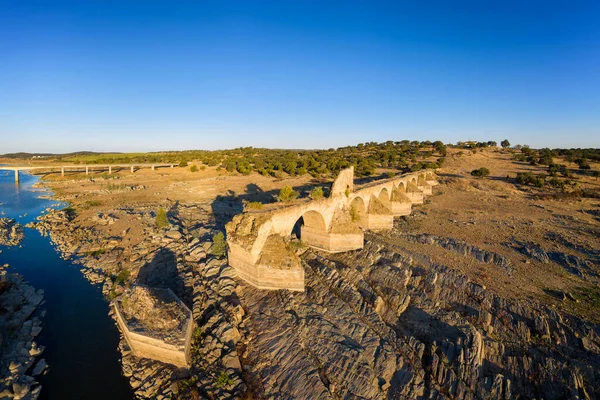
0 163 178 183
226 167 437 291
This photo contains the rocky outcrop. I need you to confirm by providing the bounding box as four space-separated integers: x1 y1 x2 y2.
403 233 513 273
233 232 599 399
0 218 24 247
511 239 597 278
0 264 45 400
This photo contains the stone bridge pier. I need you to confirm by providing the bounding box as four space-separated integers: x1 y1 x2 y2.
226 167 438 291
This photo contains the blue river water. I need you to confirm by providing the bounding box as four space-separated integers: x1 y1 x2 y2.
0 170 133 399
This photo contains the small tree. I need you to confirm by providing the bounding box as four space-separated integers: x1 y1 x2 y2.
189 164 198 172
179 160 188 168
501 139 511 149
278 186 299 202
471 167 490 178
156 208 169 229
210 232 227 258
349 205 360 222
310 186 324 200
577 159 591 170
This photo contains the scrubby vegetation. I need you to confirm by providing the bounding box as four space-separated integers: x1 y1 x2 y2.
156 208 169 229
42 140 451 179
349 205 360 222
278 186 299 202
470 167 490 178
310 186 324 200
210 232 227 258
246 201 264 210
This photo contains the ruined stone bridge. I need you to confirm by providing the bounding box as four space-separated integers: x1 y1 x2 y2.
226 167 438 291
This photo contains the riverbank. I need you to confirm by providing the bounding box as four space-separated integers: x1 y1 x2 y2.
0 170 133 400
32 178 247 398
0 263 45 400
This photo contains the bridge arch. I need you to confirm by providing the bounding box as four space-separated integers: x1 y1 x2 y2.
396 181 406 193
378 187 391 210
349 196 366 224
291 210 327 239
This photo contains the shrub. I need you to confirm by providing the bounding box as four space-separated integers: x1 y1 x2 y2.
214 371 234 389
210 232 227 257
577 159 591 170
246 201 263 210
385 171 395 178
349 205 360 222
310 186 324 200
84 200 102 209
515 172 546 187
156 208 169 229
189 164 198 172
179 160 188 168
278 186 299 202
114 269 130 286
470 167 490 178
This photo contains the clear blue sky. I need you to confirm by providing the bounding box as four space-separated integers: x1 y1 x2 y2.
1 0 599 153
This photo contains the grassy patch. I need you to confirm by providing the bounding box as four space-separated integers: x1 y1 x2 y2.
214 371 234 389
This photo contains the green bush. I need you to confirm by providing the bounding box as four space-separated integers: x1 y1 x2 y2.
310 186 324 200
156 208 169 229
515 172 546 187
349 205 360 222
577 159 591 170
214 371 234 389
246 201 263 210
114 269 130 286
501 139 510 148
470 167 490 178
179 160 188 168
189 164 198 172
278 186 299 202
210 232 227 257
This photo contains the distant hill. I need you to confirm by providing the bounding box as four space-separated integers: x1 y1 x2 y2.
0 151 122 159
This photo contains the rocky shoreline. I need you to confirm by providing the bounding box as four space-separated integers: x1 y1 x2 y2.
0 264 46 400
0 219 24 247
33 201 246 399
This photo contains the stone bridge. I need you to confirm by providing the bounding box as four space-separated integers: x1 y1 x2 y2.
226 167 438 291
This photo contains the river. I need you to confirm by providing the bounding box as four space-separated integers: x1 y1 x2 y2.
0 170 133 399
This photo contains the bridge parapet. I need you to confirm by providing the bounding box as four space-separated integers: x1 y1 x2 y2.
225 167 438 291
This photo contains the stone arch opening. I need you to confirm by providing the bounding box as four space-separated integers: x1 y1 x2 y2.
411 177 417 186
291 210 327 240
396 181 406 192
378 187 391 210
349 196 366 224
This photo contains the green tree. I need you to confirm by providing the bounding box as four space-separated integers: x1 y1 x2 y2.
210 232 227 258
278 186 299 202
471 167 490 178
156 208 169 229
501 139 511 149
310 186 324 199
